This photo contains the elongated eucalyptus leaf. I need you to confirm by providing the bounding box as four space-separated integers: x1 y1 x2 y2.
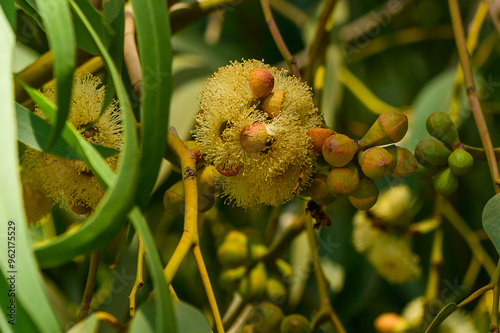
67 313 100 333
131 0 173 209
16 103 119 160
104 0 125 23
71 0 112 55
15 0 43 27
482 192 500 255
0 0 15 29
35 0 75 151
0 10 61 333
424 302 458 333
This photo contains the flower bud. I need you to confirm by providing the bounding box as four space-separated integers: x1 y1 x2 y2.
306 128 336 153
280 314 310 333
217 231 250 268
302 173 337 206
433 167 458 196
219 266 246 291
448 148 473 176
426 112 460 146
217 163 242 177
374 313 408 333
241 123 269 154
358 147 393 180
250 244 268 261
327 163 360 195
322 133 358 167
266 276 287 302
359 110 408 149
163 181 185 215
348 176 379 210
414 138 451 167
275 259 293 280
262 90 284 118
251 302 284 333
385 145 418 178
239 262 268 301
249 68 274 98
414 164 440 179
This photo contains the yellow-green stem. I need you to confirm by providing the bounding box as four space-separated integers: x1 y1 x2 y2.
77 250 101 322
96 311 127 331
129 234 145 317
425 227 444 302
491 260 500 330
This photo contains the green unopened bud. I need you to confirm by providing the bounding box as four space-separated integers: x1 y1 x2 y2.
385 145 418 178
219 266 246 291
448 148 473 176
348 177 379 210
251 302 284 333
262 90 284 118
280 314 310 333
251 244 268 261
414 164 440 179
414 138 451 167
217 231 249 268
241 123 269 154
359 110 408 149
163 181 185 215
239 262 268 301
433 167 458 196
322 134 358 167
275 259 293 280
327 163 360 195
266 276 287 302
302 173 337 206
249 68 274 98
426 112 460 146
306 128 336 154
358 147 393 180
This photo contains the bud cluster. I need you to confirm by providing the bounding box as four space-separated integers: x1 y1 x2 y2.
216 231 293 304
240 306 311 333
306 110 417 211
414 112 474 196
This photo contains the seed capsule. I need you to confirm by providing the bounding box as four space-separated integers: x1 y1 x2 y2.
385 145 418 177
327 163 360 195
249 68 274 98
348 176 379 210
426 112 460 146
448 148 473 176
358 147 393 180
322 133 358 167
217 231 250 268
262 90 284 118
414 138 451 167
433 167 458 196
280 314 310 333
359 110 408 149
241 123 269 154
251 302 284 333
306 128 336 154
302 173 337 206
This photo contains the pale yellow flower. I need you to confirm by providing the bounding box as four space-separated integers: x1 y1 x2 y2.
193 60 321 207
23 73 122 214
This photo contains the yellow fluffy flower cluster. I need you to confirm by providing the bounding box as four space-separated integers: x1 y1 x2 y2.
352 184 421 284
23 73 122 216
193 60 322 207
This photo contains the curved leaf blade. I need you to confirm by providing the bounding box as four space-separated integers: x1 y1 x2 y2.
482 192 500 256
424 302 458 333
0 10 61 333
35 0 76 151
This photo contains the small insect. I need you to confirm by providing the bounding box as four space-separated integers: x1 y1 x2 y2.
306 200 332 229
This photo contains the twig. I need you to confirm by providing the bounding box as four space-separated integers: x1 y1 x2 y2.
77 250 101 322
303 0 338 84
129 234 145 317
259 0 301 79
464 144 500 161
96 311 127 331
485 0 500 37
448 0 500 193
458 283 494 308
124 4 142 97
491 261 500 331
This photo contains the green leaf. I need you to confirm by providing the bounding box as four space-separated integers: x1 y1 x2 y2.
482 193 500 256
67 313 100 333
0 0 16 29
131 0 173 209
16 103 119 160
103 0 124 24
424 302 458 333
35 0 76 151
71 0 112 55
15 0 43 27
0 9 62 333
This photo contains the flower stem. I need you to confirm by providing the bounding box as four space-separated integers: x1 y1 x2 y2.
491 260 500 331
96 311 127 331
448 0 500 193
129 234 145 317
259 0 301 79
463 144 500 161
77 250 101 322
